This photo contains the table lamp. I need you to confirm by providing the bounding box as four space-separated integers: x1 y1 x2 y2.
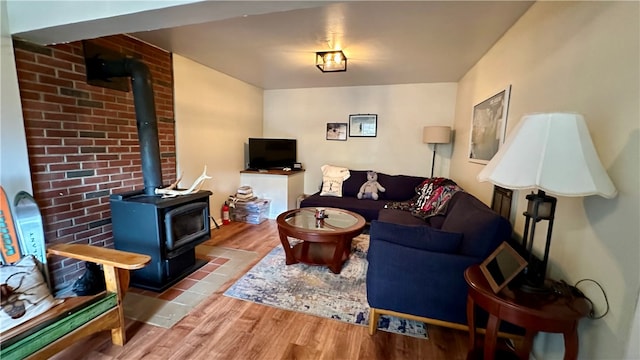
423 126 452 177
477 112 616 291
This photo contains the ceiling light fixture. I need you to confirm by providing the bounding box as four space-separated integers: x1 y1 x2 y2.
315 50 347 72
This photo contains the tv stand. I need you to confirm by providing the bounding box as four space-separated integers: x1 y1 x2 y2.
240 169 305 218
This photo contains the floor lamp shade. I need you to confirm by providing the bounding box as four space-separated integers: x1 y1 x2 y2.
423 126 452 178
423 126 452 144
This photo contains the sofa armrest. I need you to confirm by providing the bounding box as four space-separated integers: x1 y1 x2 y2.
366 235 482 325
47 244 150 270
47 244 150 311
47 244 150 347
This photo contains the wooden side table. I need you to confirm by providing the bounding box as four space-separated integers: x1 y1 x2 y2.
464 265 590 360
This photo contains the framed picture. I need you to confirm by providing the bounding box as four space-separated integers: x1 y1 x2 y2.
479 241 527 294
349 114 377 137
326 123 348 141
469 85 511 164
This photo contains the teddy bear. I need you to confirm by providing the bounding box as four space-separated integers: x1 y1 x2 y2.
357 171 386 200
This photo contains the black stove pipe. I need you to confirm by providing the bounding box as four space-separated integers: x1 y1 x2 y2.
90 58 163 196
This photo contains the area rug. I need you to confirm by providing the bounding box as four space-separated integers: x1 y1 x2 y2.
223 235 428 338
124 245 258 328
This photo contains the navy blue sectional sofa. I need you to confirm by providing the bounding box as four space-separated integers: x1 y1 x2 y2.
301 169 513 332
368 191 513 333
300 170 425 222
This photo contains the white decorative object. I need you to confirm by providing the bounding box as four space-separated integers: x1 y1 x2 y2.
478 113 616 198
155 166 211 198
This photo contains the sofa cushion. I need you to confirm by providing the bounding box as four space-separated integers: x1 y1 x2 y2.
341 170 368 197
441 192 512 258
376 173 426 201
371 220 463 254
378 209 425 226
300 193 384 222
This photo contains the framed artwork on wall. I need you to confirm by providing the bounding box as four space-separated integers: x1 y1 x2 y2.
326 123 348 141
349 114 377 137
468 85 511 164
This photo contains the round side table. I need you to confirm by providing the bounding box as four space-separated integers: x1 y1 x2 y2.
464 265 590 360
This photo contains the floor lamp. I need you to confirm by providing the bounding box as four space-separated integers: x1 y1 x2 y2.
477 112 617 291
423 126 452 178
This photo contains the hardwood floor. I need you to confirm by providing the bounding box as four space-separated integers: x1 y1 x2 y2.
52 220 470 359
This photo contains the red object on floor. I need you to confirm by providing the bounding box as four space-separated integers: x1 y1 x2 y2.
222 203 230 225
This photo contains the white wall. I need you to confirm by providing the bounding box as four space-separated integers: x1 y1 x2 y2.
173 54 263 223
264 83 458 194
449 2 639 358
0 1 32 199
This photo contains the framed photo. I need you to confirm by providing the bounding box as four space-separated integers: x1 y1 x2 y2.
469 85 511 164
479 241 527 294
349 114 377 137
326 123 347 141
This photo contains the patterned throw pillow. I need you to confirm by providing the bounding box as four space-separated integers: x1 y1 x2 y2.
320 176 345 197
319 164 351 197
0 255 61 332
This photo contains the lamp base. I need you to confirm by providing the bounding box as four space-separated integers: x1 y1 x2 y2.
518 281 552 294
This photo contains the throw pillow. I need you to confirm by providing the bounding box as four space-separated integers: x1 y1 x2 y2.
320 164 351 180
0 255 61 333
370 220 463 254
320 176 345 197
319 164 351 197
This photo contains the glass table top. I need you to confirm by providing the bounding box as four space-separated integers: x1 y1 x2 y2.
284 208 361 231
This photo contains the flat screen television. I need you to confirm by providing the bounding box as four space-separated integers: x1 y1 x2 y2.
248 138 297 170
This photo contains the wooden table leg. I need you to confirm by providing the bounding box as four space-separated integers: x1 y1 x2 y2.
483 314 500 360
329 238 345 274
517 330 536 359
278 231 297 265
466 294 477 353
563 322 580 360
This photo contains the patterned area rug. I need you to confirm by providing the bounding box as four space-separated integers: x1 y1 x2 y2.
224 235 428 338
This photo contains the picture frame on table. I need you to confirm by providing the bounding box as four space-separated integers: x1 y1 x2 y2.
479 241 527 293
349 114 377 137
468 85 511 164
326 123 348 141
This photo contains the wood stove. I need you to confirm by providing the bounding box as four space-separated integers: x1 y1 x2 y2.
110 190 211 292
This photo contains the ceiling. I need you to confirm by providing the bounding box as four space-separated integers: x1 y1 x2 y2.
130 2 533 89
12 1 534 90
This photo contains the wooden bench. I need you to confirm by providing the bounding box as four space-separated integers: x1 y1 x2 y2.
0 244 151 360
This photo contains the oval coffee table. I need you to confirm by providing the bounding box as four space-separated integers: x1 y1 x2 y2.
276 207 366 274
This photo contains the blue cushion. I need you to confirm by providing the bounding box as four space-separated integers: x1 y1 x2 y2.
370 220 463 254
440 192 512 258
376 173 426 201
341 170 368 197
300 193 384 222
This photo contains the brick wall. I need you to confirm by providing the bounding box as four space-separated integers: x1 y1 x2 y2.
13 35 176 291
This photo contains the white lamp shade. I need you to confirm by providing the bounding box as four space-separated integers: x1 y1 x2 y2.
423 126 452 144
477 112 617 198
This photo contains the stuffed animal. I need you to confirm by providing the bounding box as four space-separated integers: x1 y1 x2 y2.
357 171 386 200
